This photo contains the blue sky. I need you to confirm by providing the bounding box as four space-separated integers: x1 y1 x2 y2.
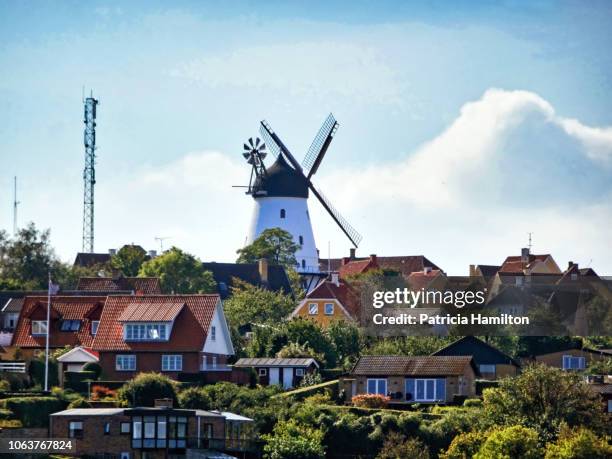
1 1 611 274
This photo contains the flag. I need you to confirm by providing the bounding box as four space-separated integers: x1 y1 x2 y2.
48 280 60 295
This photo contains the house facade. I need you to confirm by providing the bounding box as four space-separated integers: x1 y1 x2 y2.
233 357 318 389
91 295 234 381
49 405 254 459
344 355 478 404
431 336 520 379
529 347 611 371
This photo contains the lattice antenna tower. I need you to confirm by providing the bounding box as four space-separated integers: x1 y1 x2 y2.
82 92 99 253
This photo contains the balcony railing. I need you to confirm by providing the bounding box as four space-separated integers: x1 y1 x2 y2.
186 437 262 452
200 364 232 372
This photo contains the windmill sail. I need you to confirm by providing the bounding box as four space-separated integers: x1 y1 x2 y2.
302 113 339 179
259 121 282 159
309 185 362 248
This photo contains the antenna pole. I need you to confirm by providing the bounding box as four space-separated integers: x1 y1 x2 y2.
13 176 20 236
527 232 533 251
82 93 99 253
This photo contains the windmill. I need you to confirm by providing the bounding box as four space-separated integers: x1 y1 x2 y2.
241 113 362 292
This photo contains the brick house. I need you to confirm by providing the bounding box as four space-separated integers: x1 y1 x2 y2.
528 347 611 371
77 277 162 294
10 296 107 358
431 336 520 380
233 357 319 389
49 405 254 458
343 355 478 404
91 295 234 381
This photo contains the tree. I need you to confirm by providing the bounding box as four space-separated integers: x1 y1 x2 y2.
442 431 487 459
139 247 216 293
111 244 147 276
276 341 325 363
178 387 212 409
482 364 606 442
263 419 325 459
376 432 430 459
224 278 296 330
326 320 362 368
474 425 541 459
117 373 177 407
544 426 612 459
236 228 300 269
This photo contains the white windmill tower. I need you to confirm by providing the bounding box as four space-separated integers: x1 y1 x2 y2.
241 114 362 292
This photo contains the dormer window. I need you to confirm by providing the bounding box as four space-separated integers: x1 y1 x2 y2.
60 320 81 332
91 320 100 335
31 320 48 336
124 323 168 341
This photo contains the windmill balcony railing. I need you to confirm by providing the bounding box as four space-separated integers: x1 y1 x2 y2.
200 364 232 372
186 437 262 452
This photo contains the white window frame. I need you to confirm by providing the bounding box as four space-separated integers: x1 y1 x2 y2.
414 378 439 402
116 354 137 371
31 320 48 335
295 368 304 376
324 303 334 315
161 355 183 372
258 368 267 376
60 319 81 332
69 421 83 438
211 325 216 341
124 323 168 341
212 356 217 369
562 355 585 370
120 422 131 434
308 303 318 315
91 320 100 335
366 378 387 395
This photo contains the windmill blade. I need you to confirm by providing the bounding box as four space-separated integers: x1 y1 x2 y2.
260 120 306 174
302 113 339 179
259 121 282 159
309 183 362 248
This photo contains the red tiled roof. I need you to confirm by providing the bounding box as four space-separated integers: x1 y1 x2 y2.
499 254 550 273
322 255 441 277
77 277 162 294
118 299 185 322
339 258 378 278
408 269 443 291
92 295 220 352
11 296 106 348
306 279 360 318
352 355 476 376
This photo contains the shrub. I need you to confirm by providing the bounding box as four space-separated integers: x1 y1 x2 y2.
463 398 483 408
299 371 323 388
64 371 96 393
0 419 23 428
441 431 487 459
376 432 430 459
0 379 10 392
475 425 542 459
0 397 64 427
178 387 211 409
0 408 14 420
90 385 117 401
28 359 59 388
545 427 612 459
262 419 325 459
82 362 102 379
352 394 390 409
118 373 177 407
67 397 92 409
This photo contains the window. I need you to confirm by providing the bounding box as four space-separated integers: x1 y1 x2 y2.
308 303 318 315
608 400 612 413
562 355 585 370
31 320 47 335
407 378 446 402
515 276 523 286
258 368 267 376
296 368 304 376
479 364 496 374
212 356 217 369
280 209 286 218
301 259 306 268
324 303 334 315
367 378 387 395
6 313 18 329
571 273 578 281
124 323 168 341
69 421 83 438
116 354 136 371
162 355 183 371
91 320 100 335
299 235 303 245
60 320 81 331
120 453 130 459
104 422 110 435
120 422 131 434
211 326 216 341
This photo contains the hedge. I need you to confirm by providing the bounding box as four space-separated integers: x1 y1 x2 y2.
29 359 59 388
0 397 65 427
475 379 499 395
64 371 97 393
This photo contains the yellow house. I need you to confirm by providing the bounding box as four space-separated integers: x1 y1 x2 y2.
290 274 359 327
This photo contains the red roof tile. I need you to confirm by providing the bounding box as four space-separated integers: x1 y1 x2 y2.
11 296 106 348
77 277 162 294
322 255 441 278
408 269 443 291
92 295 219 352
118 299 185 322
339 258 378 278
499 254 551 273
306 279 361 318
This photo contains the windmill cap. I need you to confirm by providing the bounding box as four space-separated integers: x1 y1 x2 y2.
254 154 309 198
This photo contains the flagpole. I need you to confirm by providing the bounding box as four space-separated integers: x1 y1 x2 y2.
44 272 51 392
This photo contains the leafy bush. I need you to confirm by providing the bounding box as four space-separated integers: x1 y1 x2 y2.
299 371 323 388
67 397 92 409
0 419 23 428
376 432 430 459
545 427 612 459
474 425 542 459
463 398 483 408
178 387 211 409
0 408 14 420
0 379 10 392
117 373 177 407
352 394 390 409
441 431 487 459
0 397 64 427
64 371 96 393
29 358 59 388
82 362 102 379
91 385 117 401
0 373 27 391
263 419 326 459
50 387 81 404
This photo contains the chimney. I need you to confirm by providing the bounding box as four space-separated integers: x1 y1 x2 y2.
331 272 340 286
341 257 350 266
349 248 356 260
108 248 117 256
148 250 157 258
521 247 530 264
258 258 269 284
568 261 574 269
369 254 377 265
154 398 173 408
469 264 476 277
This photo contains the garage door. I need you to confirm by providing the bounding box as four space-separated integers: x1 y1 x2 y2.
283 368 294 389
269 368 280 385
